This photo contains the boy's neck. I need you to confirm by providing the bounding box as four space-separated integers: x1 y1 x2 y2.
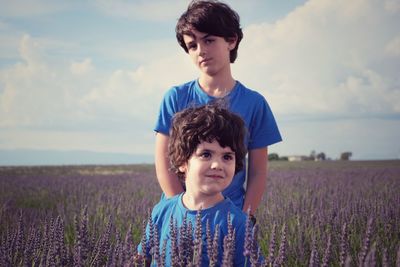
198 75 236 98
182 192 225 210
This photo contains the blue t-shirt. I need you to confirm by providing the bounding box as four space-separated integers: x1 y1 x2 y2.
138 193 249 266
155 80 282 208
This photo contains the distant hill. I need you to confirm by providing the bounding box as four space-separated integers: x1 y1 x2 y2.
0 149 154 166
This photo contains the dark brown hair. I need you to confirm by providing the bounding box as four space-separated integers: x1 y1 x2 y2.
176 0 243 63
168 103 247 180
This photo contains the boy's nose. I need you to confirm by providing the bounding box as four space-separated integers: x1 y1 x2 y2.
197 44 206 56
210 159 222 170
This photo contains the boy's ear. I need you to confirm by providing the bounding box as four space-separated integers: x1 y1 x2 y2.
178 165 187 173
227 35 238 50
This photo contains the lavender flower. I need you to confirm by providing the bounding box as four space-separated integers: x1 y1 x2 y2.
186 220 194 263
169 216 180 266
179 212 189 265
274 223 287 267
40 220 50 266
138 220 147 258
206 219 212 260
321 233 331 267
344 255 352 267
339 222 349 267
1 162 399 266
110 228 123 267
152 224 160 266
22 226 35 266
364 244 376 267
359 217 374 266
381 248 389 267
15 210 25 261
209 224 220 267
309 236 319 267
73 245 83 267
243 209 252 259
222 213 236 267
79 206 90 262
267 223 277 266
160 239 167 267
148 212 154 258
222 234 234 266
123 224 134 265
250 223 260 266
193 209 203 267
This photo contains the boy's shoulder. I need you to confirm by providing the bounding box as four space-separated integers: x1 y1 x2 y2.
170 80 197 92
151 194 182 219
209 198 248 226
235 81 266 99
225 198 248 221
162 80 197 101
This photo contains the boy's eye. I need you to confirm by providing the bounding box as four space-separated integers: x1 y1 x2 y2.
204 39 214 44
187 43 197 50
223 154 234 161
200 151 211 158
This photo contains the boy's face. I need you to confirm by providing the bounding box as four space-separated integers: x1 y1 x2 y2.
183 29 236 77
179 139 235 199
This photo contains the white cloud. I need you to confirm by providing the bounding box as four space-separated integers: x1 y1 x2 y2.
92 0 187 21
1 35 55 127
385 36 400 56
0 32 195 130
70 58 94 75
79 50 196 121
385 0 400 13
1 0 399 159
0 0 69 17
234 0 400 118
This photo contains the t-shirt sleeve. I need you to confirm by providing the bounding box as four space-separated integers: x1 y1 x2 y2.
154 88 179 135
248 94 282 149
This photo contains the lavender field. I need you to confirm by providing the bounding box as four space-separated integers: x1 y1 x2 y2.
1 160 399 266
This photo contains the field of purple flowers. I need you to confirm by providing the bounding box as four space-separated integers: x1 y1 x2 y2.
0 160 399 266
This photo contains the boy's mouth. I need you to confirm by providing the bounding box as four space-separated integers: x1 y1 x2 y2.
206 174 223 179
199 58 211 65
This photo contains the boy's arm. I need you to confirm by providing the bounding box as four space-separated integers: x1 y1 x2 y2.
155 132 185 197
242 147 268 215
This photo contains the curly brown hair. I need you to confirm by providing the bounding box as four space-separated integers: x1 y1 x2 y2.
175 0 243 63
168 103 247 180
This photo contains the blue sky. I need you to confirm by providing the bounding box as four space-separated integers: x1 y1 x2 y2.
0 0 399 163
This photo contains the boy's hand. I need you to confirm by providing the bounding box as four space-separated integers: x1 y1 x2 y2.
250 214 257 225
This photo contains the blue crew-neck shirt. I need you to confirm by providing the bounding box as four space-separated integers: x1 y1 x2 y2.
155 79 282 208
138 193 249 266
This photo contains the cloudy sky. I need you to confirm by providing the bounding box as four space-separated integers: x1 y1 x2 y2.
0 0 399 163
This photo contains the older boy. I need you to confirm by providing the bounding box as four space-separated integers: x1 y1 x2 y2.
141 104 251 266
154 0 282 220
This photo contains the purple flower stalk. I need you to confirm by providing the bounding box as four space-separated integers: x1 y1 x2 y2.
210 224 220 267
321 233 331 267
169 216 180 266
275 223 287 267
152 225 160 266
193 208 203 267
243 208 252 259
267 223 277 266
358 217 374 266
339 222 348 267
308 236 319 267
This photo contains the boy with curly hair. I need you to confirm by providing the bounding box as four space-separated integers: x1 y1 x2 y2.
140 103 252 266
